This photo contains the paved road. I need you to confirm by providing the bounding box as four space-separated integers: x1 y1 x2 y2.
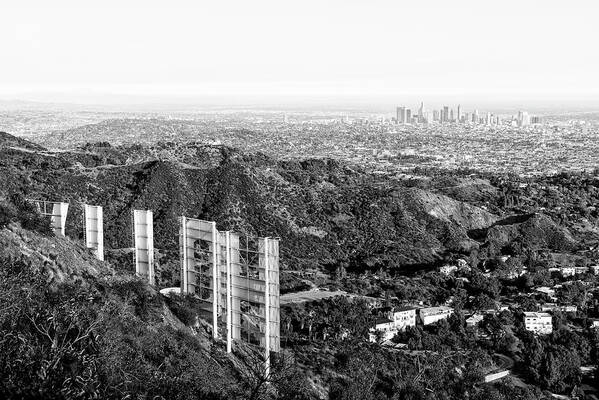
492 353 515 371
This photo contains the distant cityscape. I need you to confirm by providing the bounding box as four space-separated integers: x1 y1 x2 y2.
394 102 542 127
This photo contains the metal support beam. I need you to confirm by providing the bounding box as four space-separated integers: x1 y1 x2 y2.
226 231 232 353
83 204 104 261
133 210 154 285
264 237 271 377
31 200 69 237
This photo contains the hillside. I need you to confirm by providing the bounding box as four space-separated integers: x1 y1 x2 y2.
0 132 506 284
1 131 598 399
0 197 314 399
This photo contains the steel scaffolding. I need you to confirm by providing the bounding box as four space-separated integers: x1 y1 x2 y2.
30 200 69 236
179 217 280 363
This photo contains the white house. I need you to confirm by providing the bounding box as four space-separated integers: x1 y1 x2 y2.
540 303 557 312
466 314 484 327
419 306 454 325
523 312 553 335
369 306 418 342
439 265 458 275
560 267 576 277
369 318 397 342
535 286 557 301
574 266 588 275
560 305 577 313
387 306 417 331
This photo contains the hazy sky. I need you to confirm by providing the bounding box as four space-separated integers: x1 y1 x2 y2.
1 0 598 105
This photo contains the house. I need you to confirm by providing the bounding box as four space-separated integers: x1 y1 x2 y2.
439 265 458 275
589 265 599 275
560 267 576 277
560 305 577 313
419 306 454 325
535 286 557 301
540 303 557 312
506 268 527 279
523 312 553 335
456 259 471 272
589 319 599 329
466 314 484 327
369 318 397 342
387 306 417 331
481 305 509 315
574 266 588 275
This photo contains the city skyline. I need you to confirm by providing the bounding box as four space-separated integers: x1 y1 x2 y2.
394 102 541 126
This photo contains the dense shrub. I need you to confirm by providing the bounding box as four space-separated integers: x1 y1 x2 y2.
0 194 53 235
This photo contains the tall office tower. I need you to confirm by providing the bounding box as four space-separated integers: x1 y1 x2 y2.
396 107 406 124
464 113 470 124
450 109 454 122
517 111 530 127
406 109 412 123
457 105 462 123
485 112 492 125
473 110 479 124
424 111 433 124
418 102 424 122
522 111 530 127
433 110 440 122
443 106 449 122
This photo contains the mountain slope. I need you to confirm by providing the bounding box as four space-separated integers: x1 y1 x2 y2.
0 133 501 280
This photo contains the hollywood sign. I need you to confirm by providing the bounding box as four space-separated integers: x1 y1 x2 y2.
30 200 280 364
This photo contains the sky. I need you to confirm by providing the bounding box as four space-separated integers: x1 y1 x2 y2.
1 0 598 108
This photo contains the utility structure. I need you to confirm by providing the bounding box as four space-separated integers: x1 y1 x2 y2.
179 217 280 370
30 200 69 236
83 204 104 261
133 210 155 285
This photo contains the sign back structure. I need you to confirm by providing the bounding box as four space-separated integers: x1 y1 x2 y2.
229 234 280 374
229 234 280 354
133 210 155 285
31 200 69 236
178 217 280 363
179 217 220 338
83 204 104 261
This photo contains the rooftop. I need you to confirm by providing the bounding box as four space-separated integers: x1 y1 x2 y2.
419 306 453 317
523 312 551 318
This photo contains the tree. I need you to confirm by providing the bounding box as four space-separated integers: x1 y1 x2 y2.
521 333 544 383
540 345 581 393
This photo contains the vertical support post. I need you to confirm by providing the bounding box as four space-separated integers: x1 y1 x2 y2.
57 202 69 237
147 211 154 284
133 210 154 285
264 237 271 378
83 204 104 261
226 231 232 353
211 221 219 339
97 206 104 261
180 216 188 294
